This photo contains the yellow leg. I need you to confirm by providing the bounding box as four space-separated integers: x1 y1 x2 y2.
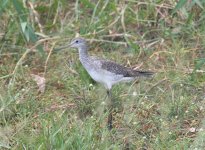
107 90 113 130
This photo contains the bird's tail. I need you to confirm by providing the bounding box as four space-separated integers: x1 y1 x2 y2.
136 70 154 78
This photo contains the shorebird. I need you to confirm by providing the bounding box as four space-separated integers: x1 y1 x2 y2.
60 37 154 130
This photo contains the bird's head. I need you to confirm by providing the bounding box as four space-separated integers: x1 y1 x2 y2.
69 37 87 49
54 37 87 52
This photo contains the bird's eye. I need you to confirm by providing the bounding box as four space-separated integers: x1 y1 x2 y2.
75 40 79 43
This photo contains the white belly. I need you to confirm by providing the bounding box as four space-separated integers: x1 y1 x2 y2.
89 70 112 82
87 69 132 89
80 57 134 90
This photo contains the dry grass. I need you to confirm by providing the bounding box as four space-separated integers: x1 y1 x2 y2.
0 0 205 149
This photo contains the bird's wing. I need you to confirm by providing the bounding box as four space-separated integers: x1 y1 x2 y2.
90 56 154 78
100 59 132 77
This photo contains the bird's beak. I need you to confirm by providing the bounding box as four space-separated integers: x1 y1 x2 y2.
54 43 72 51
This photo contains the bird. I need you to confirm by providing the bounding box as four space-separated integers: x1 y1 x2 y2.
60 37 154 130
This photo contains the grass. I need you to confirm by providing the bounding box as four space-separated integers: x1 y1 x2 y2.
0 0 205 149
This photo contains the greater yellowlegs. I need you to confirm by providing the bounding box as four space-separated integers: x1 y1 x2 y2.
60 37 154 130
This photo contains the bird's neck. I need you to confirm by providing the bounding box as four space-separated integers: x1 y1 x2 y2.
78 45 89 61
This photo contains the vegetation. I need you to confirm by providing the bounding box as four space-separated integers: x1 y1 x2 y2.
0 0 205 149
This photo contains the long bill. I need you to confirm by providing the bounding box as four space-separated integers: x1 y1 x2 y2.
53 43 71 51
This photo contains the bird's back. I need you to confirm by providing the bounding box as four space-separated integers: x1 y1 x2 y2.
99 59 154 78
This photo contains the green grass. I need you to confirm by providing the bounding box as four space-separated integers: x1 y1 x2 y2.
1 0 205 149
